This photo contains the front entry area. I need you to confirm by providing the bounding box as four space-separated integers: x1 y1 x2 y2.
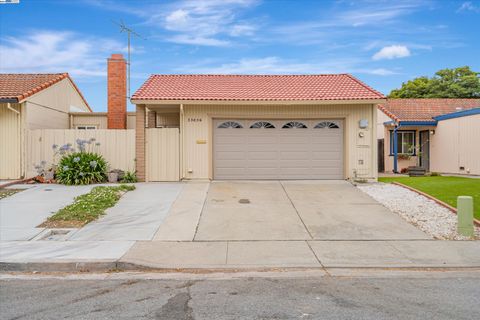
213 119 344 180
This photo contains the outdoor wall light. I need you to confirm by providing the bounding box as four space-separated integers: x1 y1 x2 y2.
430 130 435 135
359 119 368 129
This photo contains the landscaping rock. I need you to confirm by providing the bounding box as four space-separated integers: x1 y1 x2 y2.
357 183 480 240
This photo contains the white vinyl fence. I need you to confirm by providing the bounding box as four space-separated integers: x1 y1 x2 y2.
26 129 135 178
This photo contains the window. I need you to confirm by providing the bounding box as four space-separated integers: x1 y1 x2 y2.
250 121 275 129
390 131 415 155
282 121 307 129
218 121 243 128
314 121 339 129
76 125 97 130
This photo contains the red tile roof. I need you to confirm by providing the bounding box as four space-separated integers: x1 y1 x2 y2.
378 99 480 122
132 74 385 101
0 73 91 111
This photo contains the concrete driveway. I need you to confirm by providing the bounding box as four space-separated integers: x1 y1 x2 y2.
193 180 430 241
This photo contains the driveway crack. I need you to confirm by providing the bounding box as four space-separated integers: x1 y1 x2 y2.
279 181 313 239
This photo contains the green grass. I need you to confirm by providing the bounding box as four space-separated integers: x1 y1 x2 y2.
47 184 135 224
378 176 480 219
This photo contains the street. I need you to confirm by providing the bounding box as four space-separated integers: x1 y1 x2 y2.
1 271 479 319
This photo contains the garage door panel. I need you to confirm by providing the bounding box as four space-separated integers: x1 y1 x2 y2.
247 159 280 168
311 160 344 167
214 119 343 180
215 135 247 144
312 150 343 159
215 151 246 160
246 135 278 144
248 151 278 160
279 151 310 160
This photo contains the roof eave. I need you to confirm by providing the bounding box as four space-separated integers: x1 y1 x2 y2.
0 98 19 103
131 98 386 105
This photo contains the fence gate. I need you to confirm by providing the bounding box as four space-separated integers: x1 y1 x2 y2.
146 128 180 181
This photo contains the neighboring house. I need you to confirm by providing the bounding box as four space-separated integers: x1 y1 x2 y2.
378 99 480 175
131 74 385 182
0 73 91 179
70 111 136 129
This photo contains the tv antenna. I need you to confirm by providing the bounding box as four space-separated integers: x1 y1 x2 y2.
113 20 145 99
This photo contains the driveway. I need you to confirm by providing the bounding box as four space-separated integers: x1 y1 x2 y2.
193 180 430 241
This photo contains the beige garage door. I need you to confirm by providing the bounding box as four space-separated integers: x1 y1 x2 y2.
213 119 344 180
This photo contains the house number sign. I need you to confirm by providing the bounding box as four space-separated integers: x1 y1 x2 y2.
187 118 202 122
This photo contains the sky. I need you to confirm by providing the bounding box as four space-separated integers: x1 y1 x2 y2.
0 0 479 112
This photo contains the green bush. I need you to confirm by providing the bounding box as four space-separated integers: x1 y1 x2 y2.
56 152 108 185
121 171 138 183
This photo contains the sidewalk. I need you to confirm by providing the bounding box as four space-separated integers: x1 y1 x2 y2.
1 239 479 272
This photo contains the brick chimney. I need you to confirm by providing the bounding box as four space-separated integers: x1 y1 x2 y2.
107 54 127 129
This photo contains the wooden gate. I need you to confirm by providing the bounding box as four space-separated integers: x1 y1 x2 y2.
146 128 180 181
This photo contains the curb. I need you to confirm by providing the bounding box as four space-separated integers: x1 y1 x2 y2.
0 261 118 273
2 261 480 273
0 178 33 189
392 182 480 227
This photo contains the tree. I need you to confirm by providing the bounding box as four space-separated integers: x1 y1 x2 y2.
389 66 480 98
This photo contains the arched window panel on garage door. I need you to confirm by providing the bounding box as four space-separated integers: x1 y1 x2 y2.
250 121 275 129
282 121 308 129
217 121 243 129
314 121 340 129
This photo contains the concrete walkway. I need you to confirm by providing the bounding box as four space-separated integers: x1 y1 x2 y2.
69 183 182 241
0 184 94 241
120 240 480 269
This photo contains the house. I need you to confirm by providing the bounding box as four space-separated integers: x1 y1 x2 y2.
131 74 385 182
0 73 91 179
0 55 141 180
378 99 480 175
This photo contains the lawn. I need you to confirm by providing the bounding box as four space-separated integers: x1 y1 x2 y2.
378 176 480 220
40 184 135 228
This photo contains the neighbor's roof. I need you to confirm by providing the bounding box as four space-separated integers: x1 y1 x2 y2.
132 74 385 101
0 73 91 111
378 99 480 123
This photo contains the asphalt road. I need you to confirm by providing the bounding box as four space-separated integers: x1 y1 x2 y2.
1 273 479 320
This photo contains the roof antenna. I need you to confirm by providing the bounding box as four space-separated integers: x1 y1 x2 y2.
112 20 145 99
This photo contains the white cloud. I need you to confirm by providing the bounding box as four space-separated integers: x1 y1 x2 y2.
372 45 411 60
457 2 480 13
174 56 397 76
0 30 126 77
146 0 259 46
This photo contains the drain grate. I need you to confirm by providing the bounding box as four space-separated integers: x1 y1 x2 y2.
239 198 250 204
38 229 72 241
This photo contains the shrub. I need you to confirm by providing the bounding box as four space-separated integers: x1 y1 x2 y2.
56 152 108 185
121 171 138 183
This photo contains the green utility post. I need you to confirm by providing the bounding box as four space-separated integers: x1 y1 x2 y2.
457 196 474 237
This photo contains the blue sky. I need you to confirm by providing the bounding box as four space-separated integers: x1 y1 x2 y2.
1 0 479 111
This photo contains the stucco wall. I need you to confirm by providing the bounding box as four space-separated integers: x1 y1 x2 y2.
430 114 480 175
180 104 377 180
25 78 90 129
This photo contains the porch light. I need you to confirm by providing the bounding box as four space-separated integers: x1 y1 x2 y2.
430 130 435 135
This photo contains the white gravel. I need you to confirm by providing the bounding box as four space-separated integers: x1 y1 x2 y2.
357 183 480 240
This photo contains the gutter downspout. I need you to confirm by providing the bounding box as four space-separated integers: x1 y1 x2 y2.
7 103 20 115
393 122 401 173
